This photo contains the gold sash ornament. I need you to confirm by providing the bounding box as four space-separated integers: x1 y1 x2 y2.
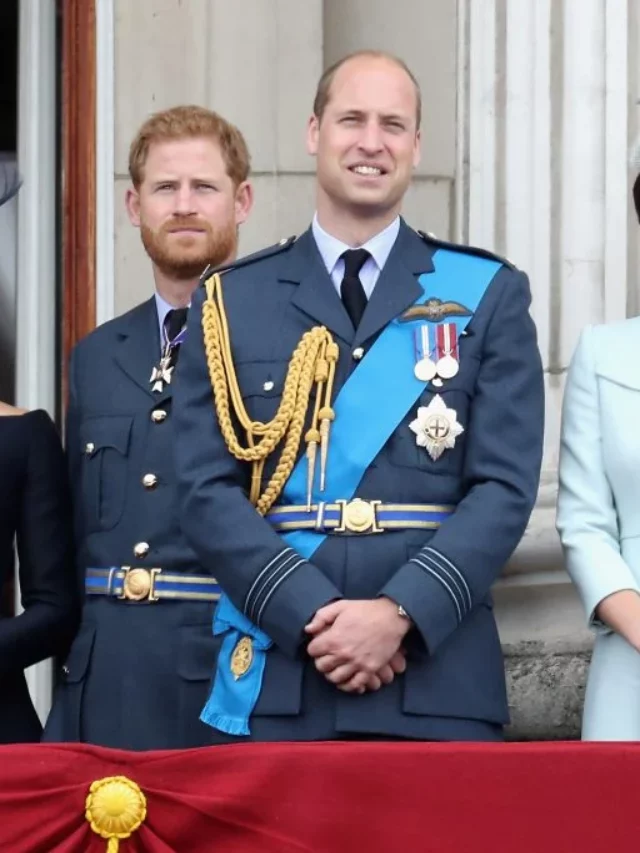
202 272 340 513
85 776 147 851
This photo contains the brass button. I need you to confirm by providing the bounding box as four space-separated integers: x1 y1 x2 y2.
84 442 95 455
151 409 167 423
142 473 158 490
133 541 150 558
352 347 365 361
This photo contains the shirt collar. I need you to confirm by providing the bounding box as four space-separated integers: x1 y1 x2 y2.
311 214 400 275
154 291 175 333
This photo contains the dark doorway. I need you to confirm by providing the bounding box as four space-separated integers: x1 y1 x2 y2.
0 1 17 618
0 2 18 153
0 0 18 409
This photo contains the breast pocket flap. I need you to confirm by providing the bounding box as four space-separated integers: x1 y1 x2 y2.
79 415 133 456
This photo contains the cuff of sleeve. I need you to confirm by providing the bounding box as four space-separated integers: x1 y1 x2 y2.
379 557 462 655
567 552 640 635
251 558 342 658
587 586 640 635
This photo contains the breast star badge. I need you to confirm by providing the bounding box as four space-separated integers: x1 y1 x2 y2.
409 394 464 461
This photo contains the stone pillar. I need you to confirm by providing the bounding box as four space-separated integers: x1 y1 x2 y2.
464 0 632 738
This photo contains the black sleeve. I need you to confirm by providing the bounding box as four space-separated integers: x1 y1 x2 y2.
0 412 79 676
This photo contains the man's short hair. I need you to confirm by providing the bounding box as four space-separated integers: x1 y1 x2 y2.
128 105 251 189
313 50 422 130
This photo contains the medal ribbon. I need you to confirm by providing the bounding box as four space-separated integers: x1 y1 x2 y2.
436 323 459 362
162 323 188 355
414 324 435 364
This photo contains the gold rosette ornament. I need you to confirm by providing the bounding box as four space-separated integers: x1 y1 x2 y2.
85 776 147 852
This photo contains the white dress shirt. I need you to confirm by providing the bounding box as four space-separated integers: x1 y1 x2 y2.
311 214 400 300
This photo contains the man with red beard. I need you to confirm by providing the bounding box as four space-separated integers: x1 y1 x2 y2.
43 106 253 750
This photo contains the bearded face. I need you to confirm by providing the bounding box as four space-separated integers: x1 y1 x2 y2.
126 136 252 280
139 214 237 280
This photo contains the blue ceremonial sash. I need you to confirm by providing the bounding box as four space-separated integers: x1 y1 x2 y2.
201 247 502 735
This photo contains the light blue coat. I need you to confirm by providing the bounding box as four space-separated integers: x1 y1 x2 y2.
557 319 640 740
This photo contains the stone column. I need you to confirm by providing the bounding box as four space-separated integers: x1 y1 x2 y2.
464 0 632 738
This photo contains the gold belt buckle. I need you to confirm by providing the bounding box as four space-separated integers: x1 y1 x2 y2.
119 567 161 602
335 499 383 534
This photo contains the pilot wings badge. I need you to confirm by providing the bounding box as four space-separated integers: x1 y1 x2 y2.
409 394 463 461
400 298 472 323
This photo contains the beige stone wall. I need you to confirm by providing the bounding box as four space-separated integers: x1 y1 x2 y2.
113 0 459 314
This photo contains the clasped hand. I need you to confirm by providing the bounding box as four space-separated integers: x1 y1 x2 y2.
305 598 411 694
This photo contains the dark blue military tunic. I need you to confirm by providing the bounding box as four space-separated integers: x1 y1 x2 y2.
173 219 545 742
44 298 219 749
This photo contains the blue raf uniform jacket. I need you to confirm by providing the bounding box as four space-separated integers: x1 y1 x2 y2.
43 298 219 750
173 219 544 742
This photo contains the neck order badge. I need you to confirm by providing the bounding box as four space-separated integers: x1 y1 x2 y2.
150 308 188 393
201 248 502 736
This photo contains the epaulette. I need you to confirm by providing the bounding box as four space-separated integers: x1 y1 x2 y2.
417 230 517 270
199 235 297 285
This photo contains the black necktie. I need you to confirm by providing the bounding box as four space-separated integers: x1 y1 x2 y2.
163 307 188 367
164 307 188 343
340 249 369 329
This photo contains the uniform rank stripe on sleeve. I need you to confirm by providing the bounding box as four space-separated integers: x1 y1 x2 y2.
246 550 301 623
248 551 302 621
422 546 472 610
410 556 463 622
415 551 468 617
244 547 294 618
255 559 306 625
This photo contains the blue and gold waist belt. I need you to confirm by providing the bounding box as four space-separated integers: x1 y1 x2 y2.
85 568 221 603
265 499 455 535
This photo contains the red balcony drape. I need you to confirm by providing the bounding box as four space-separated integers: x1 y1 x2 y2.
0 741 637 852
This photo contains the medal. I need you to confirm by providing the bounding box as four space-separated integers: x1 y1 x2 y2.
150 353 174 393
414 358 436 382
150 317 188 393
409 394 464 461
413 325 437 381
435 323 460 380
436 354 459 379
